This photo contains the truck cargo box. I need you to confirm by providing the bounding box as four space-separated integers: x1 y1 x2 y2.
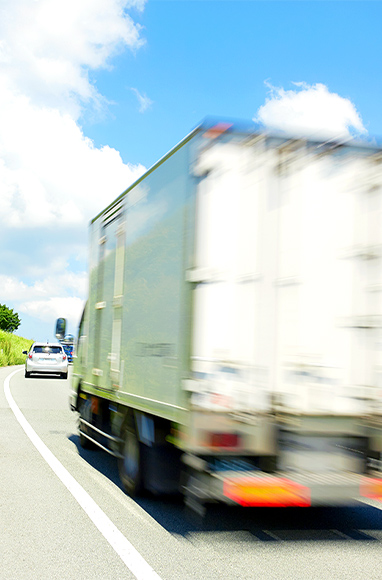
69 119 382 508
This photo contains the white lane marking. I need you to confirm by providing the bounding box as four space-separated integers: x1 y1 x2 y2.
4 368 161 580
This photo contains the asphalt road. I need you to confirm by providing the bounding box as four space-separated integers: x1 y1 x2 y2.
1 365 382 580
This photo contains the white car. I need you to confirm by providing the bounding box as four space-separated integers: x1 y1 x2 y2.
24 342 68 379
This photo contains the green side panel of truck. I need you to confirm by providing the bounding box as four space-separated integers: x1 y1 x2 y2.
75 132 199 425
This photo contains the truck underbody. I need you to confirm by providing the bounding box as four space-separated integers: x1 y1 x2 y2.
73 387 382 513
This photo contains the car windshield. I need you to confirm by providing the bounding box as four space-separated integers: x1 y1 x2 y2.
33 346 62 354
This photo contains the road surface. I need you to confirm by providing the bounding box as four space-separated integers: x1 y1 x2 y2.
1 365 382 579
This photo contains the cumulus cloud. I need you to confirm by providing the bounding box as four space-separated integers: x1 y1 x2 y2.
0 91 145 229
255 82 367 140
0 0 147 339
125 0 147 11
20 297 85 326
0 273 87 336
0 0 147 116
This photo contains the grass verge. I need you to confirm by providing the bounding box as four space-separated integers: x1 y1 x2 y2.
0 330 33 367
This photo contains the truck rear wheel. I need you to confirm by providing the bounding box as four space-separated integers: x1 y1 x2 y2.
118 422 144 497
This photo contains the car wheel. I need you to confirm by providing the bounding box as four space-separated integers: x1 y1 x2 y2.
61 373 68 379
25 371 30 378
118 418 144 497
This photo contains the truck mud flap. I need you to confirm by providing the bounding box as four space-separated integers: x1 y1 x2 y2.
142 444 182 495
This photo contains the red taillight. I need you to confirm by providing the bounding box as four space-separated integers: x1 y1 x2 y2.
28 354 32 359
210 433 240 448
63 354 67 360
360 477 382 501
223 476 311 507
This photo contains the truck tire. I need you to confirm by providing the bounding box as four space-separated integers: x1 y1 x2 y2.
118 422 144 497
78 396 97 450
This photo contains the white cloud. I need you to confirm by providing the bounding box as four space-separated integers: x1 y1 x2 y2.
20 297 85 327
0 0 148 340
0 277 30 302
131 87 153 113
255 82 367 140
0 0 147 116
0 90 145 229
0 273 88 337
0 273 87 306
125 0 147 11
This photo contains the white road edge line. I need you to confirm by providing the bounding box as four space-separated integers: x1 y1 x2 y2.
4 368 162 580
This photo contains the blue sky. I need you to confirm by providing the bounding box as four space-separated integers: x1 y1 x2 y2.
0 0 381 341
83 1 382 166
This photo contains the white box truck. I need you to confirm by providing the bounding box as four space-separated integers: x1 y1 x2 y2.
59 119 382 511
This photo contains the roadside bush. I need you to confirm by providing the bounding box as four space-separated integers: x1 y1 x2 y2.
0 350 7 367
0 330 33 367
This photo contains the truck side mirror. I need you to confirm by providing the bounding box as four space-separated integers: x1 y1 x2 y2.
55 318 66 340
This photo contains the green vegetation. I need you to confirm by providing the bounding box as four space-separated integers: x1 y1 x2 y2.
0 330 33 367
0 304 21 333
